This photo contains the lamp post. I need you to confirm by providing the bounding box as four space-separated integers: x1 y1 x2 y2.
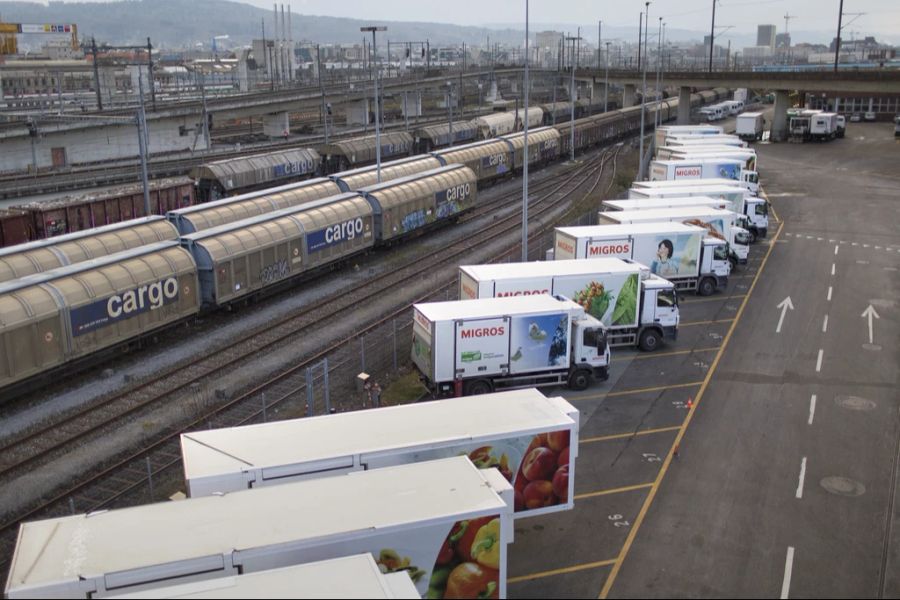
638 2 650 180
708 0 716 72
566 33 582 162
522 0 530 261
604 41 611 113
361 26 387 183
446 81 454 147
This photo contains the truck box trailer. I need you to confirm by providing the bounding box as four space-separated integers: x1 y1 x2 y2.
412 295 610 396
554 222 730 296
664 134 746 148
654 125 723 148
459 258 679 351
649 158 759 194
627 185 769 240
631 177 747 191
604 196 730 212
112 555 420 599
596 206 750 265
736 112 765 141
664 148 758 173
809 112 839 141
182 388 579 518
6 457 513 600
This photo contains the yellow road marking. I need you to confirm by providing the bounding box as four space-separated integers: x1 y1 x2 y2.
680 294 747 304
679 318 735 327
575 381 703 402
613 346 719 363
599 219 785 598
582 426 681 444
575 482 655 500
509 559 618 584
761 186 780 222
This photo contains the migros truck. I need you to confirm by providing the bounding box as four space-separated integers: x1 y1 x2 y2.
554 222 730 296
649 158 759 194
459 258 679 351
412 295 610 396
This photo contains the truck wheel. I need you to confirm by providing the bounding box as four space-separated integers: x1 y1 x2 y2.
639 329 662 352
568 370 591 391
465 379 493 396
699 277 716 296
749 230 758 244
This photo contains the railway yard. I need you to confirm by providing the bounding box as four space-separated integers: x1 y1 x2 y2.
0 68 897 598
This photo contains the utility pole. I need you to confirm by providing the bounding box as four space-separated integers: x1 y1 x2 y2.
834 0 844 72
91 37 103 110
566 33 581 162
708 0 717 72
317 45 329 144
638 1 650 180
638 12 643 71
136 72 151 216
147 37 156 110
362 26 387 183
447 82 453 147
597 20 601 68
604 41 611 112
522 0 530 261
655 18 662 129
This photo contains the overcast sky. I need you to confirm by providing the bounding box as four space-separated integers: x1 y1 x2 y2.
15 0 900 39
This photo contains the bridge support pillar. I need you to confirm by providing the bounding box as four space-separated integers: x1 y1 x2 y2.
262 112 290 138
402 92 422 118
345 99 370 126
623 84 636 108
591 81 607 109
772 89 790 142
678 86 692 124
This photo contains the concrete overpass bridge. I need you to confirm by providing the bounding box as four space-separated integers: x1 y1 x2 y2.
576 68 900 141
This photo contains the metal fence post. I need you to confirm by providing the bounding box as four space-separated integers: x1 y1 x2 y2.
261 392 267 422
323 357 331 413
146 456 154 500
360 335 366 372
69 497 76 515
306 367 314 416
392 319 398 371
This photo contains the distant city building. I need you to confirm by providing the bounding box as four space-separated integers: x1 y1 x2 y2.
535 31 563 51
757 25 776 50
775 33 791 49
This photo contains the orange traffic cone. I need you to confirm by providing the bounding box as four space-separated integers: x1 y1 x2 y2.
686 398 693 409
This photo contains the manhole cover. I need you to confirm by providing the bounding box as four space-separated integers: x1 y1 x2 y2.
820 476 865 497
862 343 883 351
835 396 877 411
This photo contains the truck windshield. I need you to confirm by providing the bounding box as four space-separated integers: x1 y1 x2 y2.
755 202 769 216
583 327 607 350
746 172 759 184
735 230 751 245
657 289 677 308
713 244 728 261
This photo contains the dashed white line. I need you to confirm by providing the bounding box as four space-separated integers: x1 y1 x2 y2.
831 263 836 276
827 286 833 301
875 246 881 250
834 245 839 256
809 394 817 425
807 235 813 240
829 239 835 243
863 244 870 248
822 314 829 333
816 349 824 372
781 547 795 599
796 457 807 499
852 242 858 246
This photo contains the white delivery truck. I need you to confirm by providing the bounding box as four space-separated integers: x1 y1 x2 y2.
665 134 747 148
6 456 514 600
182 388 579 518
627 185 769 240
655 125 723 148
736 112 765 141
554 222 731 296
597 206 750 265
412 295 610 396
458 258 679 351
665 148 758 173
809 112 839 141
604 196 729 212
113 556 421 600
631 177 748 191
649 158 759 194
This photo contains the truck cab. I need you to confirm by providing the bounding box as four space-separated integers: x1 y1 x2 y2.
740 169 759 194
701 237 731 294
730 226 751 265
742 198 769 239
568 308 611 389
640 274 680 341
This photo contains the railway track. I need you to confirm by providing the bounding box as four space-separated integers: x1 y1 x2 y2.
0 143 623 572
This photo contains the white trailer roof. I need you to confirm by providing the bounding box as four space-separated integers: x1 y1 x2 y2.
605 197 728 211
6 457 507 596
601 207 735 223
630 186 746 197
461 257 641 281
110 555 417 599
653 158 743 167
632 178 745 189
556 222 706 239
670 148 756 157
182 389 574 482
739 111 763 118
415 294 580 321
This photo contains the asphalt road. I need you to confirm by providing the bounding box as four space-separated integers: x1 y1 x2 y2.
508 122 899 598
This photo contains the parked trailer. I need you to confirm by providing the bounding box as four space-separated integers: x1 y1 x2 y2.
5 456 514 600
554 222 730 296
181 193 374 306
654 125 723 149
627 185 769 240
649 158 759 194
603 196 729 212
632 177 748 191
329 155 443 192
183 388 578 517
736 112 765 141
412 295 610 397
112 556 420 600
0 216 178 284
0 242 201 390
597 206 750 265
167 178 342 234
190 148 322 202
809 112 839 141
459 258 678 351
663 135 747 148
664 148 759 172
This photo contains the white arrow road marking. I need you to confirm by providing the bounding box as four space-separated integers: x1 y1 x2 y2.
862 305 881 344
776 297 794 333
